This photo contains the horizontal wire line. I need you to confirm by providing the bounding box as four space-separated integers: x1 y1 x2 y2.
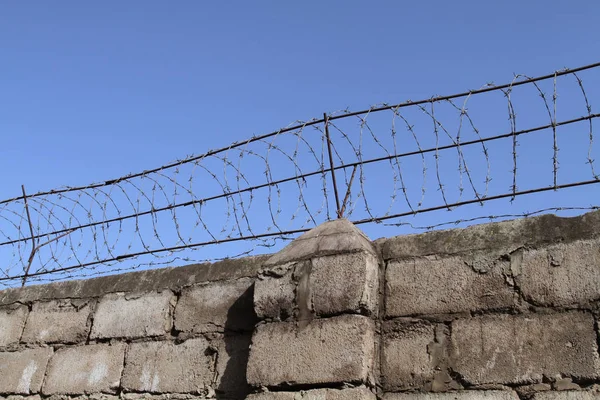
1 113 597 247
2 61 600 284
2 179 599 283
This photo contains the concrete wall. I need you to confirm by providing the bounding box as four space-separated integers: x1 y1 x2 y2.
2 211 600 399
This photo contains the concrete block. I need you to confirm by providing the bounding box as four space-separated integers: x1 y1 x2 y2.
386 256 514 317
0 255 267 308
254 266 295 320
0 305 28 347
0 396 43 400
451 312 600 385
122 338 213 393
21 300 91 343
515 239 600 306
311 252 378 316
382 321 436 390
44 396 119 400
174 278 256 333
532 392 600 400
215 334 252 398
90 291 173 339
0 347 52 394
245 394 296 400
383 392 519 400
255 252 378 320
264 219 376 267
43 343 125 394
120 395 211 400
247 314 375 387
247 387 376 399
120 395 210 400
379 210 600 260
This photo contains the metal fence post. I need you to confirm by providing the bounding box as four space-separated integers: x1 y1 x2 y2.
323 113 342 218
21 185 36 286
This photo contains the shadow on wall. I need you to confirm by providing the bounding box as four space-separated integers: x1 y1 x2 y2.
219 284 256 399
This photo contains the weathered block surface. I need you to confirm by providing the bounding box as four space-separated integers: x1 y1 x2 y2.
255 252 378 320
21 300 91 343
0 396 45 400
379 210 600 260
215 334 252 398
122 338 213 393
532 392 600 400
43 343 125 394
451 312 600 384
0 255 267 307
254 266 295 320
175 278 256 333
515 239 600 306
247 314 375 387
247 387 376 399
0 305 28 347
91 291 173 339
384 391 519 400
311 252 378 316
382 321 436 390
0 348 52 394
264 218 377 267
386 256 514 317
120 395 211 400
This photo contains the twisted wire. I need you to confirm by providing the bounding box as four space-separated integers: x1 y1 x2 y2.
1 62 600 286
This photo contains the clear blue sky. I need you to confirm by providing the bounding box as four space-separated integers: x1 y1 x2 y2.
1 1 600 284
1 1 598 195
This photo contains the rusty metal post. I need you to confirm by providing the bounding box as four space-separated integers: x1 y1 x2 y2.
21 185 36 286
323 113 342 218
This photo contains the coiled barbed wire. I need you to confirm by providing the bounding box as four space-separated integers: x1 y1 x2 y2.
1 62 600 286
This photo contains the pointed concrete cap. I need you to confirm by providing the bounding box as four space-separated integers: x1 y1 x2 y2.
264 219 377 266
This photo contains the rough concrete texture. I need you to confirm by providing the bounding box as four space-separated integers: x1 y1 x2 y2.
90 291 173 339
21 300 91 343
532 392 600 399
0 305 28 347
254 264 296 320
247 314 375 387
382 321 436 390
386 256 515 317
311 252 378 316
29 395 208 400
246 387 376 399
264 218 377 267
49 396 121 400
121 395 218 400
451 312 600 384
215 334 252 398
0 347 52 394
0 255 268 307
121 395 217 400
379 210 600 260
174 278 256 333
383 392 519 400
255 252 379 320
0 396 43 400
514 239 600 306
121 338 213 393
43 343 125 394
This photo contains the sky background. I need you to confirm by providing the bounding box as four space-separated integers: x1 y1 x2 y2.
1 1 600 284
1 1 598 194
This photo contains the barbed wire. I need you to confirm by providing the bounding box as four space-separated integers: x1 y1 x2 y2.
1 61 600 287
